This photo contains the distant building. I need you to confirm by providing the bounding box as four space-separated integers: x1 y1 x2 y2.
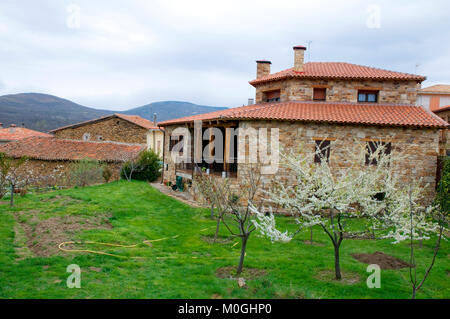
50 113 164 156
417 84 450 111
0 136 144 186
0 123 52 145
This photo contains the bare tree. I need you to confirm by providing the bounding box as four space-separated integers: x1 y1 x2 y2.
0 153 28 206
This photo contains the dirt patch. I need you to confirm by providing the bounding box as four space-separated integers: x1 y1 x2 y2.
216 266 266 280
351 251 412 270
15 212 112 257
202 235 234 245
315 270 361 285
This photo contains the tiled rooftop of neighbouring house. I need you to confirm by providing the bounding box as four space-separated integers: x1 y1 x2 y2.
0 136 144 162
0 127 52 141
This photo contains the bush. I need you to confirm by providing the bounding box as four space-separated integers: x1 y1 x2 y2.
120 149 161 182
102 166 113 183
69 158 104 187
436 156 450 212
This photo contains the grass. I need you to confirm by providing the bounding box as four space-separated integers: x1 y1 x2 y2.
0 180 448 299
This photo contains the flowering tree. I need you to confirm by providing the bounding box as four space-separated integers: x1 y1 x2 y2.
250 141 400 280
381 163 448 298
0 153 28 205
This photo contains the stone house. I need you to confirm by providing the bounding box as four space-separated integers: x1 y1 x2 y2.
0 136 144 186
0 123 52 145
50 113 164 156
158 45 449 203
417 84 450 111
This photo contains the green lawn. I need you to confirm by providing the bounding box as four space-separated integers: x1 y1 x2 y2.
0 181 448 299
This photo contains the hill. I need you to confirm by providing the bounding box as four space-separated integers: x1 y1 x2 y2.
0 93 227 132
123 101 227 123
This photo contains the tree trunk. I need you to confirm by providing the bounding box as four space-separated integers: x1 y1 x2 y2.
10 184 14 207
412 288 416 299
210 204 214 219
236 235 248 275
310 227 313 244
213 216 221 242
334 243 342 280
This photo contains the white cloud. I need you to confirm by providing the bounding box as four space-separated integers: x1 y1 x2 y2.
0 0 449 109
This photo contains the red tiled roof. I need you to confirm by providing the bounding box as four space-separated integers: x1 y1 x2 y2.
158 101 448 129
0 127 52 142
0 136 144 162
50 113 160 132
249 62 425 86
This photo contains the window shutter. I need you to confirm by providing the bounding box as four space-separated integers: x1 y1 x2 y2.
314 140 331 163
313 88 326 101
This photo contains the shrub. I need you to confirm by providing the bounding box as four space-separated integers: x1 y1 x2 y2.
102 166 113 183
120 149 161 182
436 156 450 212
69 158 104 187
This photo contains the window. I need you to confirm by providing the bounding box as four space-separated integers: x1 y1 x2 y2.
82 132 91 141
358 90 379 103
313 88 326 101
169 135 183 152
314 139 331 163
365 141 391 165
265 90 280 102
96 135 103 141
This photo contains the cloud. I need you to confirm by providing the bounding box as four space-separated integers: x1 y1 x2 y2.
0 0 449 110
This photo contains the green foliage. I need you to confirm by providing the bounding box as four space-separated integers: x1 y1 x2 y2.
120 149 161 182
69 158 104 187
436 156 450 213
102 166 113 183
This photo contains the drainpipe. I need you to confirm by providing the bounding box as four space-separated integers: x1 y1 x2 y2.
160 128 165 184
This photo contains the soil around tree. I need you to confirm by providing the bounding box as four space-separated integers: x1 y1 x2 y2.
351 251 412 269
14 210 112 257
216 266 266 280
315 270 361 285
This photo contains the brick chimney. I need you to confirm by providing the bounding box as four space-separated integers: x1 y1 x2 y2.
256 60 271 79
10 124 16 133
293 45 307 72
0 123 3 129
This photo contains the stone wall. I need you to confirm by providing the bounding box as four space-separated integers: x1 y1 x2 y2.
11 158 122 187
54 117 148 144
255 78 420 105
163 121 440 204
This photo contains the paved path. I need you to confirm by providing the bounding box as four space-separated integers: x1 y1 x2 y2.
150 182 204 208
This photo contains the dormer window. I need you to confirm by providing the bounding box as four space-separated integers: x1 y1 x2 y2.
265 90 280 102
358 90 379 103
313 88 327 101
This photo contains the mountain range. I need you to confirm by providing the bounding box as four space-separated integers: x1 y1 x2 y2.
0 93 228 132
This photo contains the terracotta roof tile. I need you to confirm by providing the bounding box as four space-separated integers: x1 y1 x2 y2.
0 136 144 162
0 127 52 142
158 101 448 129
50 113 160 132
249 62 425 86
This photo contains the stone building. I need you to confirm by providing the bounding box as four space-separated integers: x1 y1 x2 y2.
51 113 164 156
158 45 449 203
0 136 144 187
0 123 52 145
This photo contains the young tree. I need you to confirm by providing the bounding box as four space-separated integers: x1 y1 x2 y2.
380 160 448 299
0 153 28 205
251 142 399 280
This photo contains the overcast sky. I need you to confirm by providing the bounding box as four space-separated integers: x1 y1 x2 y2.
0 0 449 110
